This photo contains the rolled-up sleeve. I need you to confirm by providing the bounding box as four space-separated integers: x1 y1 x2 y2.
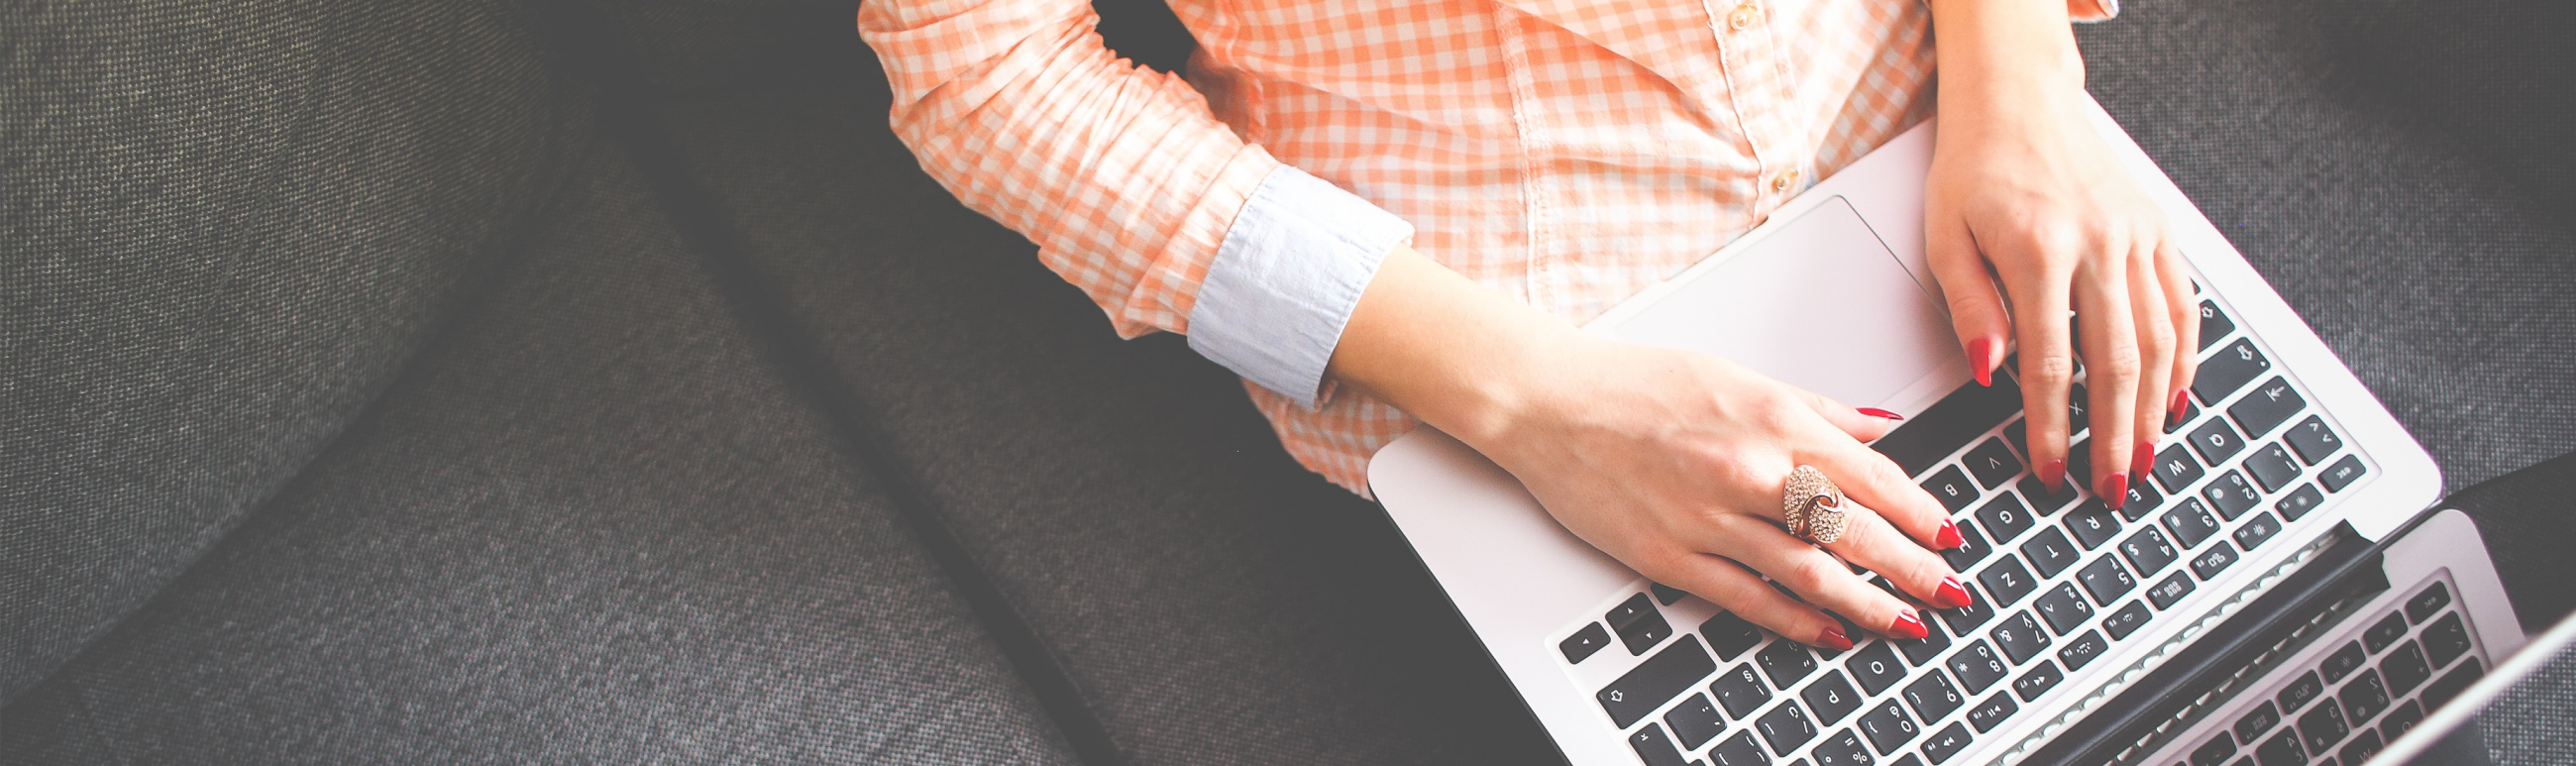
859 0 1407 406
1188 165 1409 407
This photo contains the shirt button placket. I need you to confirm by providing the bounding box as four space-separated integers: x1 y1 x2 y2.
1727 3 1763 31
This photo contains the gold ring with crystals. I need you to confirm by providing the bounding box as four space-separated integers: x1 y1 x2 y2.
1781 465 1848 545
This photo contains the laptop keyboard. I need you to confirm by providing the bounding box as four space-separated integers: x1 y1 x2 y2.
2178 578 2485 766
1556 296 2381 766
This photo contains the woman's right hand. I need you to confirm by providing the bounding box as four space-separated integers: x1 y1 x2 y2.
1461 330 1972 647
1329 247 1973 647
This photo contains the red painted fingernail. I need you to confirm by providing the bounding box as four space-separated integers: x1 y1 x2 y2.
1970 338 1999 387
1859 407 1904 421
2040 459 2068 492
2099 472 2130 510
1934 576 1974 609
1889 609 1929 640
1816 625 1855 652
2169 404 2188 428
2172 388 2191 417
1936 520 1965 550
2131 441 2156 479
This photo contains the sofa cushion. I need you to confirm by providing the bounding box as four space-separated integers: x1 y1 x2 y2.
0 0 586 706
0 134 1082 764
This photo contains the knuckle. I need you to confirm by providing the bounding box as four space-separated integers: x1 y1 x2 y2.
1784 556 1843 595
2096 344 2145 380
2027 354 2078 388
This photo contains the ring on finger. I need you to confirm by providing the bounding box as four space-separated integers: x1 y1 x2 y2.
1781 465 1848 544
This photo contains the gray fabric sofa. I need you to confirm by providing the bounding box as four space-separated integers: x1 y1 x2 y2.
1 0 2568 763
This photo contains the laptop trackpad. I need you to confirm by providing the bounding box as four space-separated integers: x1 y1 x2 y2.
1599 197 1961 408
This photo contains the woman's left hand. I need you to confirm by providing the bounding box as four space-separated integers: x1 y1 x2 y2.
1920 8 2200 509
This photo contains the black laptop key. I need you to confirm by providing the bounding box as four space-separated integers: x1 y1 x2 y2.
2164 498 2223 549
2381 641 2431 696
1919 722 1973 765
2286 416 2341 465
2197 339 2271 404
2064 501 2122 551
2297 698 2348 754
2235 701 2283 744
2278 670 2324 713
1562 622 1613 664
1629 723 1690 766
2033 582 2093 635
1978 556 2038 608
1707 730 1771 766
1964 438 2024 490
2229 379 2306 439
2204 471 2263 520
2078 556 2138 606
2363 612 2409 654
2018 474 2080 514
2319 455 2368 492
2340 669 2391 724
1946 640 2010 695
1976 492 2037 546
2423 659 2484 711
2188 416 2248 467
1933 582 1996 635
2190 733 2237 766
2066 438 2092 492
2254 728 2306 766
1761 637 1821 689
1813 729 1873 766
2233 512 2282 552
2117 480 2164 522
1895 609 1954 667
1756 701 1819 756
1922 466 1981 514
2320 641 2367 684
1940 519 1993 572
1874 378 2025 479
2164 397 2200 435
1802 671 1866 725
2245 443 2303 493
1611 594 1676 655
1712 663 1775 719
1964 691 2018 733
2020 527 2082 579
2190 540 2239 581
2380 701 2424 742
1858 700 1918 755
1849 642 1909 697
1902 671 1966 722
2276 485 2325 522
2147 571 2197 609
2011 660 2063 702
2406 583 2451 624
1599 635 1720 727
2153 443 2206 493
2103 600 2152 640
1991 610 2053 665
2120 526 2181 579
1654 583 1690 605
1705 611 1767 661
2423 612 2471 669
2057 629 2107 671
1668 694 1730 750
2197 300 2234 351
2339 729 2385 766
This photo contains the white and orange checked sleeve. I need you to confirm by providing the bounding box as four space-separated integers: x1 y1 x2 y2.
859 0 1413 407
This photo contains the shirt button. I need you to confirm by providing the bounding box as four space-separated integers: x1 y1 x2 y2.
1727 4 1763 31
1771 168 1800 192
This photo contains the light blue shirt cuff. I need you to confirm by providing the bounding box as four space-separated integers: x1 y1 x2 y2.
1188 164 1411 409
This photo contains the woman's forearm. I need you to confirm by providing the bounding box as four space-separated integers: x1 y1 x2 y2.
1324 244 1577 446
1928 0 2087 127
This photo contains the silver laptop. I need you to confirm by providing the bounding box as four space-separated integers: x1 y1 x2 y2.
1365 103 2529 766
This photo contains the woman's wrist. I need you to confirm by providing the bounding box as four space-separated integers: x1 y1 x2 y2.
1325 244 1583 448
1929 0 2088 125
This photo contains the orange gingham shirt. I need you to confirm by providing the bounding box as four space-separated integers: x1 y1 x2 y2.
861 0 2113 494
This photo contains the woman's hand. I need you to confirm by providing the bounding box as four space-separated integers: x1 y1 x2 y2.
1329 249 1971 648
1925 0 2200 507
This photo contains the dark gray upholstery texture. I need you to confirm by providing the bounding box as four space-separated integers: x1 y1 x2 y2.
576 3 1562 764
0 137 1082 764
2078 0 2576 493
0 0 585 706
